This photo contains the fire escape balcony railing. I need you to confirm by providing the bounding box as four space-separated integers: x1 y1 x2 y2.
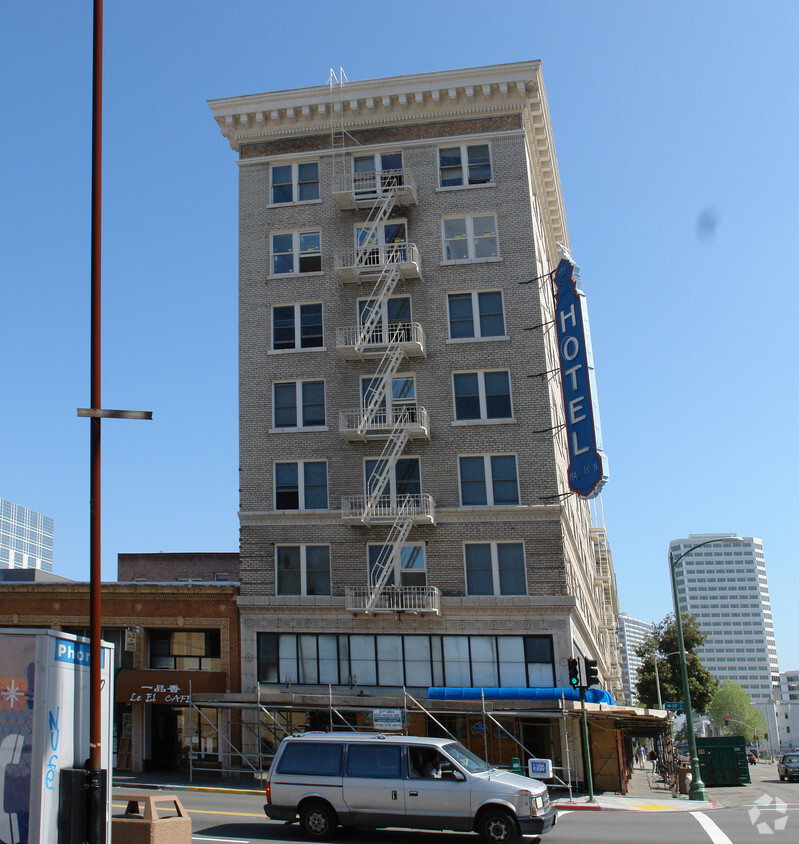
331 168 417 210
345 585 442 615
339 405 430 441
341 493 436 526
336 322 426 360
334 243 422 283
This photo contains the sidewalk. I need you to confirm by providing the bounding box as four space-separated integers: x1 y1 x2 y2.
112 769 264 795
551 767 715 812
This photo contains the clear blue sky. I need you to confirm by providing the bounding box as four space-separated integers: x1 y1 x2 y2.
2 2 797 669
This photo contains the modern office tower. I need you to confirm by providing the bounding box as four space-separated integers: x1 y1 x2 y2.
669 534 779 703
0 497 54 572
617 613 655 706
209 62 618 718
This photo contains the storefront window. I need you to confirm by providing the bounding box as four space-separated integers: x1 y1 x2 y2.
149 629 221 670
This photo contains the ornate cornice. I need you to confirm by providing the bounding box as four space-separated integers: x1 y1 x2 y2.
209 61 569 293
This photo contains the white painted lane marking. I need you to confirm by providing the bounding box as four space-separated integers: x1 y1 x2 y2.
691 811 734 844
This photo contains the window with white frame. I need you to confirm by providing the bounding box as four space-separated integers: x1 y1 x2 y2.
453 370 512 421
274 461 328 510
271 231 321 276
273 380 325 429
458 455 519 506
365 457 420 506
439 143 492 187
358 296 411 344
272 303 323 350
447 291 505 339
368 544 426 588
465 542 526 596
355 220 407 266
361 374 416 425
276 545 331 596
442 215 498 262
271 161 319 204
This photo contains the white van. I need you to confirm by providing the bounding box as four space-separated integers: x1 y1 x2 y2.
264 732 556 843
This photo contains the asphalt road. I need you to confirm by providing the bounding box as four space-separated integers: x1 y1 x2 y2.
112 762 799 844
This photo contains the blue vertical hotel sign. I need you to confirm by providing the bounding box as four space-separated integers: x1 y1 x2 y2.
554 256 609 498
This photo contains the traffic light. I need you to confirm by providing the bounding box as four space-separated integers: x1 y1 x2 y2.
724 717 729 726
755 733 759 741
584 658 599 687
567 657 580 688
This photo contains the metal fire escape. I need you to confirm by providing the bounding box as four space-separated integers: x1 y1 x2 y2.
333 160 438 615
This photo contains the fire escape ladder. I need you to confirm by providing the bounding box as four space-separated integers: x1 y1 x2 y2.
356 189 397 263
365 513 415 612
355 264 401 351
358 346 404 434
363 428 411 518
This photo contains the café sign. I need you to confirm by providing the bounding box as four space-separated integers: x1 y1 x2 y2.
553 255 609 498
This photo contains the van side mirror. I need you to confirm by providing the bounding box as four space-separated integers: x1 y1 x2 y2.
452 769 465 782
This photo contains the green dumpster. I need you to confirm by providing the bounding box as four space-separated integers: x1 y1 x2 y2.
695 736 750 786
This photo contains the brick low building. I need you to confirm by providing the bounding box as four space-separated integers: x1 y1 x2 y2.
0 567 241 774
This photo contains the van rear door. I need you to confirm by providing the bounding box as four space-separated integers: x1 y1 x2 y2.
341 742 405 827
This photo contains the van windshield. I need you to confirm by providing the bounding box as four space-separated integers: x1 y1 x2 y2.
442 741 491 773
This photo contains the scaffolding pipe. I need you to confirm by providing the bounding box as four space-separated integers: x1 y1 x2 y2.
403 688 459 742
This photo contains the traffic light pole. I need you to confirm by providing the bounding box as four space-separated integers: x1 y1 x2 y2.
579 687 595 803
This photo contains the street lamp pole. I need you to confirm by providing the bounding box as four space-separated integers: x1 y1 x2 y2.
669 535 743 801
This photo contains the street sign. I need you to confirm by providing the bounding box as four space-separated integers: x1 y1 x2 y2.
372 708 403 731
664 701 684 710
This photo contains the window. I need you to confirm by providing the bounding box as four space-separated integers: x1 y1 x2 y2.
355 220 407 266
276 545 331 595
352 151 403 196
272 303 323 350
271 161 319 204
465 543 526 595
256 632 554 688
271 231 321 275
453 371 512 421
442 215 498 262
447 291 505 340
361 374 416 426
149 629 221 670
439 143 492 187
273 380 325 429
459 455 519 506
277 742 343 776
368 544 426 587
346 744 401 779
358 296 411 344
365 457 420 505
275 461 328 510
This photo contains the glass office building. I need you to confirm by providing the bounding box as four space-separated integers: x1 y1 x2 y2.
0 498 54 572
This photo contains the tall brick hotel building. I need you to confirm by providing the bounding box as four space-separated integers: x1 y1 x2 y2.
208 62 638 780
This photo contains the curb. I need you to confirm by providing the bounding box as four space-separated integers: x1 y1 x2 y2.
112 782 263 796
553 802 601 811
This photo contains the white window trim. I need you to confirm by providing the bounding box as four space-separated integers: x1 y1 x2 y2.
363 456 422 502
268 230 323 279
357 294 412 334
441 214 500 264
463 542 527 597
360 373 416 413
268 160 322 207
437 141 494 189
452 369 514 424
273 459 329 512
367 543 426 586
457 454 520 507
270 302 325 353
275 545 331 596
446 290 507 342
271 379 328 432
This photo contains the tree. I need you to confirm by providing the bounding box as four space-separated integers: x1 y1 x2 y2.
634 613 718 714
708 680 766 742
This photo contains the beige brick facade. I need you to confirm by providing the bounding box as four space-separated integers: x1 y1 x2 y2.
210 62 619 707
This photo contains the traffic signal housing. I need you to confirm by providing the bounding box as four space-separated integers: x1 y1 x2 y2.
584 658 599 687
724 717 729 726
567 657 580 688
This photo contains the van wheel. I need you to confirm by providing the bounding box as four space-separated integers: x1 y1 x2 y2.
477 809 520 844
299 800 337 840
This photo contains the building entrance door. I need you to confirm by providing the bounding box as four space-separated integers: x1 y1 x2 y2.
150 705 181 772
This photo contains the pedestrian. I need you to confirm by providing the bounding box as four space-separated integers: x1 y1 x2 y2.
636 745 646 770
648 748 658 773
